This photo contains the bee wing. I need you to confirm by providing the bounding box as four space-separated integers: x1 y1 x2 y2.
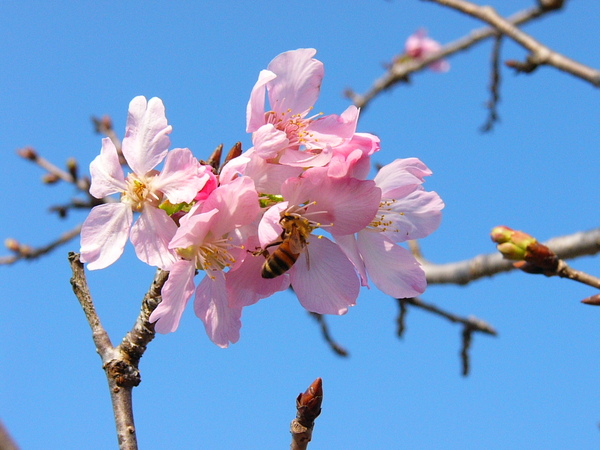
287 226 307 255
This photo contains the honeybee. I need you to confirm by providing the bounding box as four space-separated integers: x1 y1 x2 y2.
261 212 312 279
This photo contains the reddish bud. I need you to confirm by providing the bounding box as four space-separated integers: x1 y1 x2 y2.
4 238 20 252
523 241 559 271
296 378 323 424
538 0 565 11
99 115 113 131
17 146 38 161
222 142 242 168
581 294 600 306
92 115 113 134
492 226 559 273
205 144 223 172
42 173 60 184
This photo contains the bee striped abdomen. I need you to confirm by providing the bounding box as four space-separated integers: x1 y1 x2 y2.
261 241 299 279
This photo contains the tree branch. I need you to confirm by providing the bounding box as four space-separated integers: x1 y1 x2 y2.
347 4 553 109
17 147 90 192
309 312 349 357
0 419 19 450
424 0 600 86
1 224 82 265
423 228 600 286
68 253 169 450
398 297 497 376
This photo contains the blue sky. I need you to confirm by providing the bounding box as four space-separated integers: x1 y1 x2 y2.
1 1 599 449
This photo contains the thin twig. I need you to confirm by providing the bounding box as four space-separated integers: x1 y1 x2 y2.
555 260 600 289
1 224 82 265
397 299 409 337
309 312 349 356
398 297 496 376
461 326 473 376
480 33 503 132
118 269 169 369
92 115 125 165
425 0 600 86
400 297 497 336
17 147 90 192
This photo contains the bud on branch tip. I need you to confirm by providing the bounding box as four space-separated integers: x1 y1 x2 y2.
296 378 323 424
491 226 559 273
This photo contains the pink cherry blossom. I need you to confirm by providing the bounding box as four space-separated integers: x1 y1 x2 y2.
148 176 287 347
405 29 450 73
246 48 359 167
80 96 210 270
253 169 382 314
335 158 444 298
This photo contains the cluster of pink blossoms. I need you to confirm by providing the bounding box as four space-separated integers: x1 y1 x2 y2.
80 48 444 347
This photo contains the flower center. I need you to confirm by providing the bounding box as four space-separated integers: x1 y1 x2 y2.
368 199 401 233
121 172 161 212
265 108 322 150
177 237 238 279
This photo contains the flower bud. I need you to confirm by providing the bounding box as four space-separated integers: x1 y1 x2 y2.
491 226 536 260
296 378 323 423
491 226 559 272
42 173 60 184
67 157 78 180
581 294 600 306
490 225 514 244
17 146 38 161
4 238 20 252
496 242 526 260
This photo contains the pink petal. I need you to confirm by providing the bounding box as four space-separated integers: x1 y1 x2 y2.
290 236 359 315
266 48 324 117
246 69 277 133
226 246 290 308
383 188 444 242
149 259 196 333
305 105 359 150
80 202 132 270
200 176 260 237
223 148 301 194
429 59 450 73
154 147 209 204
122 96 172 175
328 133 380 179
258 202 287 248
252 124 290 160
405 29 429 58
194 271 242 348
282 171 381 235
278 145 333 168
334 233 368 287
89 137 126 199
171 208 219 250
374 158 432 199
130 206 178 269
357 231 426 298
